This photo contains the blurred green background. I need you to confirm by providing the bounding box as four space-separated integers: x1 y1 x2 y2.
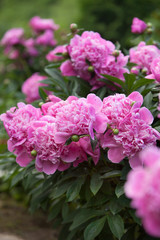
0 0 160 46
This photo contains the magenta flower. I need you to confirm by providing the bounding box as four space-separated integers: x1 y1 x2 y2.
1 28 24 46
35 30 57 47
60 31 128 88
29 16 59 34
129 41 160 74
0 103 42 167
125 146 160 237
23 38 38 57
131 17 147 34
46 45 67 62
22 73 47 103
100 92 160 167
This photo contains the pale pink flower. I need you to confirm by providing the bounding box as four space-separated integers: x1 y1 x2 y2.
125 146 160 237
60 31 128 88
129 41 160 74
0 103 42 167
146 56 160 83
100 92 160 167
35 30 57 46
29 16 59 34
1 28 24 46
22 73 47 103
131 17 147 34
46 45 67 62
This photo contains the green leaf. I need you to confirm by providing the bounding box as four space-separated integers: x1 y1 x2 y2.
109 198 123 215
84 216 107 240
143 91 153 109
115 183 124 198
66 177 85 202
101 170 121 179
90 172 103 195
11 169 25 187
101 74 125 87
70 209 104 230
107 214 124 240
45 67 69 95
39 87 48 102
131 78 154 92
123 73 136 94
48 200 64 221
51 180 73 199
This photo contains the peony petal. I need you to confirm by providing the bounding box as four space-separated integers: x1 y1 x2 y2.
87 94 103 112
54 132 71 144
16 152 32 167
60 60 76 76
108 147 124 163
128 91 143 106
139 107 153 124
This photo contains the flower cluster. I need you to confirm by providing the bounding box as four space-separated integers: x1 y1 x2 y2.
0 16 59 61
125 146 160 237
1 92 159 175
60 31 129 89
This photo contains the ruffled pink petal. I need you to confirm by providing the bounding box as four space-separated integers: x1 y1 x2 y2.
129 153 142 168
93 114 107 134
140 146 160 167
42 161 59 175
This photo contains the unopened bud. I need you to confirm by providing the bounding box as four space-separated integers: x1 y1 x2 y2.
113 129 119 135
141 67 147 74
70 23 78 33
147 27 153 34
88 66 94 72
39 102 44 107
71 135 79 142
31 150 37 157
112 50 120 57
147 22 152 28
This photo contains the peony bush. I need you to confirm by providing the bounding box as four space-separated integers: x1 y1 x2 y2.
1 16 160 240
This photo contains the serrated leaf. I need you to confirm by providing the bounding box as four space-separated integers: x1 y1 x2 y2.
66 177 85 202
70 209 104 230
107 214 124 240
90 172 103 195
101 170 121 179
115 183 124 198
84 216 107 240
39 87 48 102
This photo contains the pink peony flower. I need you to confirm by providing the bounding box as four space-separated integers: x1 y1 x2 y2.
129 41 160 74
46 45 67 62
22 73 47 103
131 17 147 34
100 92 160 167
125 146 160 237
1 28 24 46
42 93 107 143
0 103 42 167
28 116 87 175
35 30 57 46
29 16 59 34
60 31 128 88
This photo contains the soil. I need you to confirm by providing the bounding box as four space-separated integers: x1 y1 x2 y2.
0 194 58 240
